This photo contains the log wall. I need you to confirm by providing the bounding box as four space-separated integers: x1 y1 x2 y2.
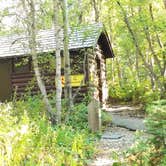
87 48 100 102
11 72 87 102
95 45 108 104
87 45 108 105
10 46 108 104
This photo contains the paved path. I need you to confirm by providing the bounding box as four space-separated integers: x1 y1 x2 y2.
106 105 146 131
89 105 147 166
88 126 136 166
110 114 146 130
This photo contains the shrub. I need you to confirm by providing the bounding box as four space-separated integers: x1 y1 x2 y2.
126 100 166 166
108 80 161 104
0 100 96 166
66 102 88 130
145 100 166 163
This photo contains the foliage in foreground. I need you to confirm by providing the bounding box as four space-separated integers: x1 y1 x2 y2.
126 100 166 166
0 98 95 166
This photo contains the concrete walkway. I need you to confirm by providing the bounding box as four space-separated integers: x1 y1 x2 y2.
106 105 146 131
89 105 147 166
110 114 146 130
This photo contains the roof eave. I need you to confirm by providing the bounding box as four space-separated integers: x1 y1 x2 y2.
97 31 114 59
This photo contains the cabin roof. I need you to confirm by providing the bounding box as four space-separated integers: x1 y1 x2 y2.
0 23 114 59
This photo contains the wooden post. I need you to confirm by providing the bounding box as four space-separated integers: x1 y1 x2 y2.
88 98 101 132
87 48 101 132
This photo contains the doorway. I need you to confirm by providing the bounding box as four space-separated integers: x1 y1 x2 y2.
0 59 12 102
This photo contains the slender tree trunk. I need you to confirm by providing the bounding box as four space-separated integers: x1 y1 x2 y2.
112 59 115 83
135 50 140 81
116 57 122 88
62 0 73 111
78 0 83 24
92 0 99 22
149 4 163 49
53 0 62 124
149 4 166 85
22 0 55 122
163 0 166 9
143 25 163 75
110 60 114 83
129 4 140 82
117 1 161 90
138 6 163 76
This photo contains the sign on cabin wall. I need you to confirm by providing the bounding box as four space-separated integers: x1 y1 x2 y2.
61 74 84 87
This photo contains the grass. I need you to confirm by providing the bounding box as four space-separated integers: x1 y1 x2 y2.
0 98 97 166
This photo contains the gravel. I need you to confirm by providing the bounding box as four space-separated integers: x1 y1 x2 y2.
88 126 137 166
88 105 147 166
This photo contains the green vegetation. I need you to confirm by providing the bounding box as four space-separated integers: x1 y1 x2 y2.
105 0 166 104
108 80 161 104
0 98 96 166
126 100 166 166
0 0 165 165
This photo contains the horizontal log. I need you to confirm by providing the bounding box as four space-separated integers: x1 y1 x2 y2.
12 85 87 93
12 77 35 83
11 72 34 78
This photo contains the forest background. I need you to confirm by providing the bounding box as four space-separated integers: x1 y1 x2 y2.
0 0 165 165
0 0 165 104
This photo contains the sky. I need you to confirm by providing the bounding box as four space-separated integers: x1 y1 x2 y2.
0 0 18 30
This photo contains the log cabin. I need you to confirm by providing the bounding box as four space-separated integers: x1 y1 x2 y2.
0 23 114 104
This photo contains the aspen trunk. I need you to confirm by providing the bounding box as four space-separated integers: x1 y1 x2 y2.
149 4 166 93
163 0 166 9
78 0 83 24
62 0 73 111
135 51 139 81
92 0 99 22
117 1 161 91
138 6 163 77
116 57 122 88
23 0 55 122
53 0 62 124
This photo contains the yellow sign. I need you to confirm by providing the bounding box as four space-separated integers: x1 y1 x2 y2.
61 74 84 87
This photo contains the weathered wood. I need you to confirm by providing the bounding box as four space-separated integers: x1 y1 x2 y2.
88 99 101 132
10 43 108 105
86 45 109 106
11 71 87 102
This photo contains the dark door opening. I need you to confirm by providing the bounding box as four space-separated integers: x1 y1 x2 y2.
0 60 12 102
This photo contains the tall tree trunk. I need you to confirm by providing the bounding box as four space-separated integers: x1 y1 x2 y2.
117 1 161 90
62 0 73 111
128 4 140 82
92 0 99 22
149 4 163 49
53 0 62 124
163 0 166 9
149 4 166 82
22 0 55 122
116 57 122 88
139 5 162 76
149 4 166 92
78 0 83 24
135 51 140 81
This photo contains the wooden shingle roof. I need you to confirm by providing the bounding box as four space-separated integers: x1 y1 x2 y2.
0 23 114 59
